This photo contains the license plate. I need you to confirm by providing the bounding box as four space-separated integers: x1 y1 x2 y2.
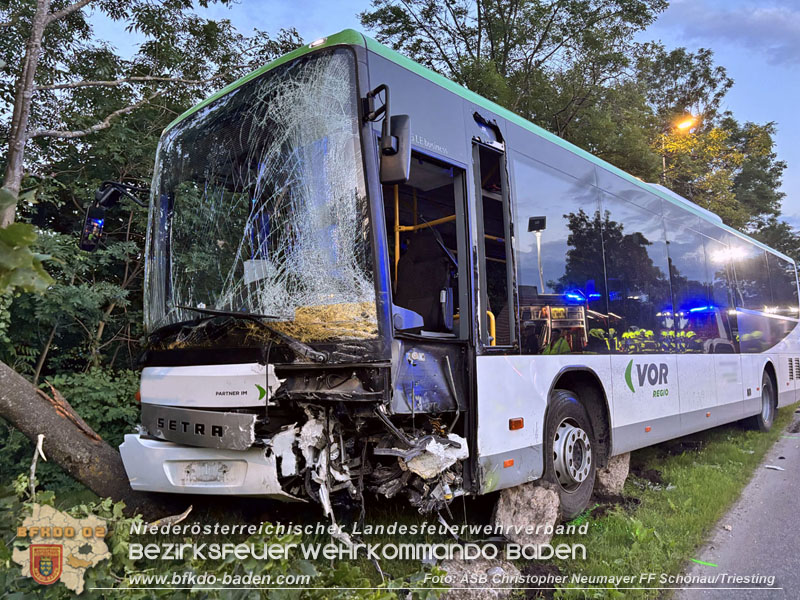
183 461 234 484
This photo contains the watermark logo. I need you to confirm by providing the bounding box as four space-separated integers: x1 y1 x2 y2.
30 544 62 585
13 504 109 594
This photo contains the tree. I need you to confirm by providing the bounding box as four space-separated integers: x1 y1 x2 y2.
360 0 668 128
360 2 789 236
635 42 733 123
0 0 302 510
752 217 800 264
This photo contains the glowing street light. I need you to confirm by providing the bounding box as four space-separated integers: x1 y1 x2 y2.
662 115 698 183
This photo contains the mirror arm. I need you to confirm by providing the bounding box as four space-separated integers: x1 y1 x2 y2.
365 84 398 156
96 181 149 209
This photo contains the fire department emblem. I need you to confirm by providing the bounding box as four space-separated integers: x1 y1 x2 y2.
30 544 62 585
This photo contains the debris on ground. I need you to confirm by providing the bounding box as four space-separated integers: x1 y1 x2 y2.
441 557 521 600
765 465 785 471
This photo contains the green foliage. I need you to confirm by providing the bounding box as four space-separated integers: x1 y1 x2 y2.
361 0 790 234
635 43 733 120
49 368 140 447
752 217 800 263
0 216 53 294
0 484 446 599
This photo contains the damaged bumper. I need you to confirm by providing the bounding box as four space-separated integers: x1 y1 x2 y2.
119 433 303 500
121 402 470 514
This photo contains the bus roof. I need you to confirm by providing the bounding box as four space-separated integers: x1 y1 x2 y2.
163 29 793 264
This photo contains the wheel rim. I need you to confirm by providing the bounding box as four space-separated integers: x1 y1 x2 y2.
762 384 773 424
552 418 592 492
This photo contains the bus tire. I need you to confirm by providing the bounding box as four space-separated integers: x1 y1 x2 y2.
747 370 776 432
544 389 597 520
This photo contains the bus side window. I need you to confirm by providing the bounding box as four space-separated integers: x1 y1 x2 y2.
666 221 738 354
601 193 672 354
511 154 605 355
474 143 514 346
705 237 739 353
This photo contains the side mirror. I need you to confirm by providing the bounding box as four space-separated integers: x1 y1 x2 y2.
364 84 411 185
79 205 106 252
380 114 411 184
78 181 149 250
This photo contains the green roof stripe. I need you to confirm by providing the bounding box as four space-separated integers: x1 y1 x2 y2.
162 28 792 263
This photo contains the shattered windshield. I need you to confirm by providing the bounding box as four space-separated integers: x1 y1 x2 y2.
144 49 377 343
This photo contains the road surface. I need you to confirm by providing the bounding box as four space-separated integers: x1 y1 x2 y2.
675 410 800 599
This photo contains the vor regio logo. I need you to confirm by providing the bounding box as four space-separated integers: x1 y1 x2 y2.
624 359 670 397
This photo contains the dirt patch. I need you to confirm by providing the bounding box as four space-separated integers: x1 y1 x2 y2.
631 467 664 485
521 562 562 599
588 494 641 518
788 420 800 434
662 439 705 455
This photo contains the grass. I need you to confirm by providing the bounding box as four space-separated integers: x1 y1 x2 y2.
299 404 799 595
13 404 795 599
549 403 798 599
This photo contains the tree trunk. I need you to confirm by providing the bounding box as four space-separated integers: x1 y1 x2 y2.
0 360 171 517
1 0 51 226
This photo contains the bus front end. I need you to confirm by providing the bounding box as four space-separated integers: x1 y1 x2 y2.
120 44 468 515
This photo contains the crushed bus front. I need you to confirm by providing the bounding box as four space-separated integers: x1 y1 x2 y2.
121 40 469 517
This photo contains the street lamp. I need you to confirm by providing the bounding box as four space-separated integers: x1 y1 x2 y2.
661 115 698 184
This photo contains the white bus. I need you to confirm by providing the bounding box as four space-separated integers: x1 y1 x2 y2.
83 30 800 519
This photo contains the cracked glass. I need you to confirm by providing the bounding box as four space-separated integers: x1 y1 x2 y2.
144 49 377 343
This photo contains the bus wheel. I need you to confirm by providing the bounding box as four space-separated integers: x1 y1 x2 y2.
544 389 597 519
748 371 776 432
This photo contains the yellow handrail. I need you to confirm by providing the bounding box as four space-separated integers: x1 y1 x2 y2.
398 214 456 231
452 310 496 346
393 184 400 288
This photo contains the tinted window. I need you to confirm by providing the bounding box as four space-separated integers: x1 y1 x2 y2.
666 222 716 353
601 193 672 354
732 243 771 311
767 253 799 317
512 154 606 354
666 222 709 313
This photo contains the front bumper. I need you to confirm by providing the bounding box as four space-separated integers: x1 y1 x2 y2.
119 434 303 500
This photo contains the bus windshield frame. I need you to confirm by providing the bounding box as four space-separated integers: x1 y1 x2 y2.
143 48 378 346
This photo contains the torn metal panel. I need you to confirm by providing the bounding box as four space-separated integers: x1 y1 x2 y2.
298 417 325 467
270 426 298 477
405 434 469 479
129 388 472 514
141 403 256 451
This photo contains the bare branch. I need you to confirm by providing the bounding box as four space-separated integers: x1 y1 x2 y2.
47 0 93 23
36 75 219 91
29 91 162 139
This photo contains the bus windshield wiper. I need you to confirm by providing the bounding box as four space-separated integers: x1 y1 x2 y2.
173 305 328 364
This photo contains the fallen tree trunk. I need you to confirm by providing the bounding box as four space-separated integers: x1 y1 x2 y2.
0 360 171 517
